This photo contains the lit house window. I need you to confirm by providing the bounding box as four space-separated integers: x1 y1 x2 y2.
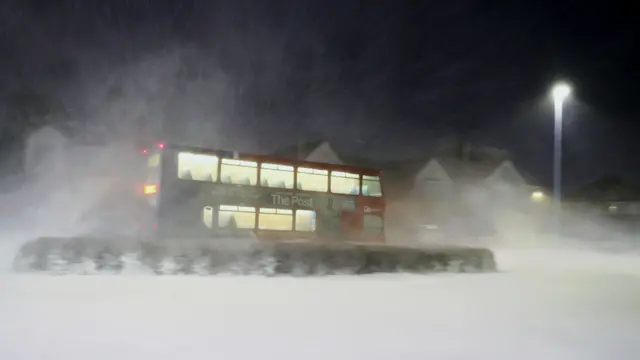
531 191 544 201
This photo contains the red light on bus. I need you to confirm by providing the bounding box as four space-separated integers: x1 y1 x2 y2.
142 148 149 155
157 143 165 149
143 184 158 195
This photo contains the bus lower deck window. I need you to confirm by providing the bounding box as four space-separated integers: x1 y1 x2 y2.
295 210 316 232
297 167 328 192
202 206 214 228
258 208 293 231
331 171 360 195
218 205 256 229
362 175 382 197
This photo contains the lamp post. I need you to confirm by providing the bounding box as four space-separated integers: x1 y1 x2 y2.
551 82 571 232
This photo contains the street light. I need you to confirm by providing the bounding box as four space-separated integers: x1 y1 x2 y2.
552 83 571 103
550 82 571 231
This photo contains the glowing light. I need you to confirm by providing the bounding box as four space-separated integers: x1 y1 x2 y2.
158 143 165 149
143 184 158 195
531 191 544 201
551 83 571 102
142 148 149 155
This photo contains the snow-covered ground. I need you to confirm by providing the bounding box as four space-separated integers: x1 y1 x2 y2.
4 123 639 358
2 237 640 360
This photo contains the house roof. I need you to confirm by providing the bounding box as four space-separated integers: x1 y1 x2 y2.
436 157 503 181
270 140 325 160
511 165 540 187
29 123 121 147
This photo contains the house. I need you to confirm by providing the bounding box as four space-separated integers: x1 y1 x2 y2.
564 176 640 214
561 176 640 237
270 139 545 241
24 125 70 180
385 142 545 239
23 125 138 185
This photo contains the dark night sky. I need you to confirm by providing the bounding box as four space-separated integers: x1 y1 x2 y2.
0 0 638 188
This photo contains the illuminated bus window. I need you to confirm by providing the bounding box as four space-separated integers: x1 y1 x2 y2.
146 154 161 185
202 206 214 229
362 175 382 197
218 205 256 229
295 210 316 232
177 152 218 182
258 208 293 231
147 154 160 168
330 171 360 195
363 214 384 235
260 163 294 189
220 159 258 186
296 167 329 192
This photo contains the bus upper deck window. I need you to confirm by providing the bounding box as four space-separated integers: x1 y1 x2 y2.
177 152 219 182
362 175 382 197
296 167 328 192
220 159 258 186
330 171 360 195
260 163 294 189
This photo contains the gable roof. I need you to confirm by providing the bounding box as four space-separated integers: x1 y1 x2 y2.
420 140 510 181
436 157 503 181
270 140 325 160
413 159 452 183
305 142 343 165
485 160 544 187
509 164 540 186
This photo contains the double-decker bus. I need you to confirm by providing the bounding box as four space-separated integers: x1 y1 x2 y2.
139 142 385 243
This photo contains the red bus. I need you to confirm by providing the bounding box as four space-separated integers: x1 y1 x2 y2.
139 143 386 243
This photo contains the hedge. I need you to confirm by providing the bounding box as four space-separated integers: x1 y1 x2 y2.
13 237 497 276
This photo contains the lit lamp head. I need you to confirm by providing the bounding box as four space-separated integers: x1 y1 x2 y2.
551 83 571 102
